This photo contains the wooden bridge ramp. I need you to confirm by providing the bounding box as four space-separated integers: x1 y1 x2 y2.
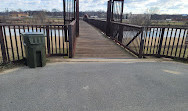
75 20 135 59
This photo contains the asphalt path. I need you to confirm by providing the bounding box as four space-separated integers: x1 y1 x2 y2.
0 61 188 111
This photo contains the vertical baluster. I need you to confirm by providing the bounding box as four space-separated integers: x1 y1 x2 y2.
58 26 61 54
54 26 57 54
170 29 178 56
167 28 174 56
163 28 170 55
183 45 187 58
157 28 165 57
50 25 54 54
0 25 7 63
18 26 24 58
146 28 151 54
8 26 15 61
3 26 10 61
175 29 182 57
46 25 50 55
13 26 20 60
179 29 187 58
150 28 155 54
62 26 65 55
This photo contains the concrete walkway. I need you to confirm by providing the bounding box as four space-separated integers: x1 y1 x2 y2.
75 20 135 58
1 61 188 111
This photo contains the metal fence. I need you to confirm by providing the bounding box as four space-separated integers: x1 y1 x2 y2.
84 19 107 33
143 27 188 59
84 18 188 60
63 0 76 25
0 20 77 65
84 18 144 57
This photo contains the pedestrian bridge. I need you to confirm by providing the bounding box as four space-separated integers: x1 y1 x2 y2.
75 20 135 59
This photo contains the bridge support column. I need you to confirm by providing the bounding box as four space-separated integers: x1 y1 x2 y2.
106 0 112 37
76 0 79 36
118 25 123 43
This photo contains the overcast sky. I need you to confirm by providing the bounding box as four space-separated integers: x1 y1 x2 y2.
0 0 187 14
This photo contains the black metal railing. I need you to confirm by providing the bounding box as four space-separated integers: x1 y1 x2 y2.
0 21 77 65
143 27 188 59
84 18 188 60
110 22 144 57
84 18 107 33
84 18 144 57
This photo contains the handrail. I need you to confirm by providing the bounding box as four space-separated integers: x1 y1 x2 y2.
111 21 143 29
145 25 188 29
84 18 188 60
0 24 65 26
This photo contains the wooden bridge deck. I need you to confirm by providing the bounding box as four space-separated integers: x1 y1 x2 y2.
75 20 135 58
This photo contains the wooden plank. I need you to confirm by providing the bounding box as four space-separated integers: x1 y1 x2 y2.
75 20 135 58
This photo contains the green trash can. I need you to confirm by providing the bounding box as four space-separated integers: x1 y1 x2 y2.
21 32 46 68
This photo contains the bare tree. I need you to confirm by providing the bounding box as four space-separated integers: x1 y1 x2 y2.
33 11 47 24
185 21 188 25
128 7 160 26
129 14 151 26
0 16 6 23
146 7 160 14
51 8 60 17
17 9 23 12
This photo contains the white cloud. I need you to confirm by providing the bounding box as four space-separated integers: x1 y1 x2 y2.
0 0 187 14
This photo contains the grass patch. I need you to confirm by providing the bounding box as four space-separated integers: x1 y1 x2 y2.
0 62 25 73
173 58 188 64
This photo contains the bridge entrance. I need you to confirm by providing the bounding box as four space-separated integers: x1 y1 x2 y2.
65 0 135 58
62 0 137 58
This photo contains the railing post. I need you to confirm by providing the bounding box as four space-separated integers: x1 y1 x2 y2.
118 25 123 43
76 0 79 36
0 25 7 63
157 28 165 57
106 0 112 36
138 28 144 58
64 26 68 42
68 24 73 58
46 26 51 56
120 0 124 23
